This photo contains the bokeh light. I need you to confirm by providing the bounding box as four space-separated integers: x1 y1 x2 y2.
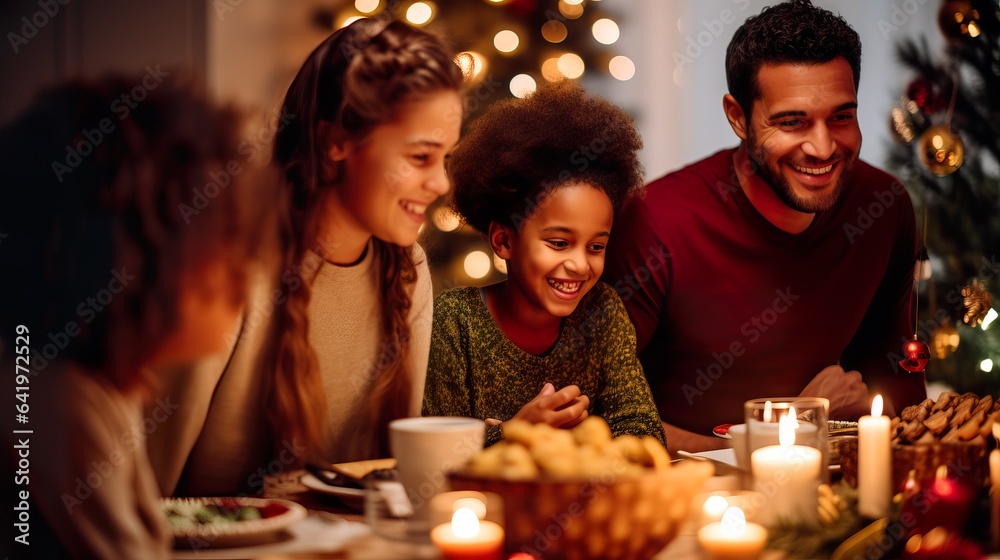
493 253 508 274
432 207 461 232
406 2 434 25
557 53 584 79
510 73 536 98
339 15 364 28
355 0 380 14
982 308 998 330
465 251 492 279
494 29 520 53
541 20 568 43
558 0 584 19
609 56 635 81
592 18 619 45
454 51 486 82
541 57 563 82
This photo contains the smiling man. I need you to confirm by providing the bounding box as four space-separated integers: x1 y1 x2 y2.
605 0 927 452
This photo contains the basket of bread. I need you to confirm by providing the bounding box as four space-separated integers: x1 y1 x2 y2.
448 417 714 560
838 392 997 489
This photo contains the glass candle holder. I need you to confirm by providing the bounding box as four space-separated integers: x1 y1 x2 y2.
744 397 829 527
743 397 829 475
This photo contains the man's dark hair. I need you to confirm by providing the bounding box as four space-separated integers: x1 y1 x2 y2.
726 0 862 118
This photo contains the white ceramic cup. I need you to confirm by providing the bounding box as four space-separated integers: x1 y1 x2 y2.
389 417 485 524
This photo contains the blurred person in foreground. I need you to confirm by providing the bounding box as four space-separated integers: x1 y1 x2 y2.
604 0 925 452
0 77 277 558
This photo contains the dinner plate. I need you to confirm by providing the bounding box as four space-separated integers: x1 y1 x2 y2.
299 473 366 508
711 423 734 439
164 496 307 548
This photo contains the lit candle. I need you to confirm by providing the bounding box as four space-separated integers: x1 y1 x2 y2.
858 394 891 519
750 407 822 526
700 494 731 527
430 507 504 560
990 422 999 548
697 506 768 560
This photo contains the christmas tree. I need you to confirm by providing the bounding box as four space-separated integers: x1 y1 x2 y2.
887 0 1000 395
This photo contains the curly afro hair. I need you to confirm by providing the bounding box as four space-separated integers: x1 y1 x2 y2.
448 80 643 235
726 0 862 118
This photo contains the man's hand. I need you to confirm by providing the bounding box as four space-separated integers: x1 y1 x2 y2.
505 383 591 428
799 364 871 420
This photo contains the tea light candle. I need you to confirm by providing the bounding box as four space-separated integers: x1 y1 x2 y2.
430 507 504 560
750 408 822 526
698 506 767 560
858 394 891 519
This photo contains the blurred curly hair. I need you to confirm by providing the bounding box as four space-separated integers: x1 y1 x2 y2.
726 0 862 118
0 77 276 394
449 80 643 235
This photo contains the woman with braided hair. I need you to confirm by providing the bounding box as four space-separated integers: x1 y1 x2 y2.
149 19 464 496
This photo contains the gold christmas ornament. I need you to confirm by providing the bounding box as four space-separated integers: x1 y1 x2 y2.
917 125 964 176
938 0 983 40
961 278 992 326
930 320 960 359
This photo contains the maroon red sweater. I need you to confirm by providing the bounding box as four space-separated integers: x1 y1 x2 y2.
604 148 926 435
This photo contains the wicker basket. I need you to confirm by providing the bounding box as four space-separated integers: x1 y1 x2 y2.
449 460 714 560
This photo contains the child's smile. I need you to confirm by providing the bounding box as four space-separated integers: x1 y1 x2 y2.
547 278 584 299
495 183 614 323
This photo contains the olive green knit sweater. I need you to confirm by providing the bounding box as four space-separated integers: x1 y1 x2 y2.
422 282 666 447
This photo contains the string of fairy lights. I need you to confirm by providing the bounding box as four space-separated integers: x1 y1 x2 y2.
337 0 635 98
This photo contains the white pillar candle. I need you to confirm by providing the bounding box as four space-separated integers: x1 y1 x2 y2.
750 408 822 526
858 395 892 519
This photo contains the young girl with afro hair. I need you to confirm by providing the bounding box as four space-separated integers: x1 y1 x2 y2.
423 81 665 447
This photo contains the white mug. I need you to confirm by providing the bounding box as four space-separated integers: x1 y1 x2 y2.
389 417 485 524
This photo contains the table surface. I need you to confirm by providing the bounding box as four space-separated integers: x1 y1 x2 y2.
240 469 1000 560
251 470 788 560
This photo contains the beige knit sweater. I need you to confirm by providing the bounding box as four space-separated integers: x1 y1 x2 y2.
19 362 170 559
147 242 432 496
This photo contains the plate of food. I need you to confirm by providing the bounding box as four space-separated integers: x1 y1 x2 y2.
164 497 307 548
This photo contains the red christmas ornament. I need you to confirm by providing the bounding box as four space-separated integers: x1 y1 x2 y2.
899 339 931 373
906 78 946 114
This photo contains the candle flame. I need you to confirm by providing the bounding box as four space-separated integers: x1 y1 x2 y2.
720 506 747 537
871 394 883 417
763 400 772 423
452 507 480 538
703 495 728 517
453 498 487 519
932 465 953 496
935 465 948 482
779 407 797 447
